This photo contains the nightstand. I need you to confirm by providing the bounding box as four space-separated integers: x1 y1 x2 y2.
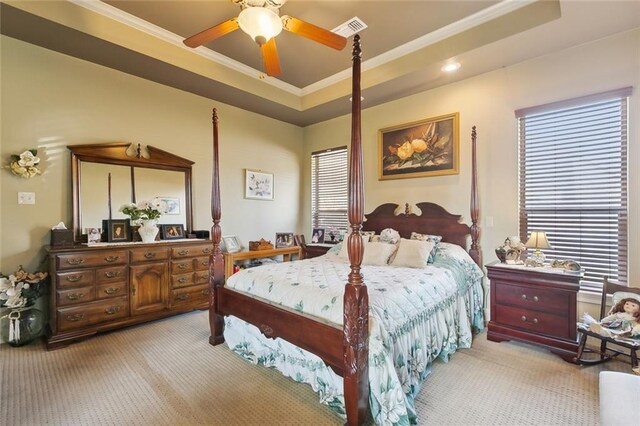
486 262 582 362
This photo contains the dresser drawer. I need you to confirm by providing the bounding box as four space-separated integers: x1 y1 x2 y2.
170 284 210 309
494 282 569 313
171 244 212 259
96 266 127 283
171 273 194 288
56 286 96 307
171 260 194 274
130 247 170 263
57 297 129 331
56 251 128 270
96 282 128 299
194 271 209 284
494 304 572 340
194 256 210 271
56 270 95 289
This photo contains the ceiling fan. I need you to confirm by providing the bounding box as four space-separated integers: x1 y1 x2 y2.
183 0 347 77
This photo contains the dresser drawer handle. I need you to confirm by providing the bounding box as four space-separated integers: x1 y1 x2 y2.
521 294 527 300
201 261 209 267
66 275 83 282
202 248 211 254
104 271 120 279
202 289 210 296
198 274 209 280
521 316 539 324
104 287 120 295
144 252 156 259
533 296 539 302
176 293 189 301
178 250 189 256
177 263 189 270
178 277 188 283
66 258 85 266
105 306 121 315
66 314 85 322
66 292 85 301
104 255 120 263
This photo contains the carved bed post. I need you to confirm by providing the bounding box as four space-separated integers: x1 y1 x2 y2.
469 126 482 266
343 34 370 426
209 108 225 345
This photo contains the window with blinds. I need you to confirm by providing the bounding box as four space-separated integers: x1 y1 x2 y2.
517 88 630 290
311 146 348 231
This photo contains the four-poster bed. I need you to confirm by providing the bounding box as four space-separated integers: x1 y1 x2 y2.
207 35 483 425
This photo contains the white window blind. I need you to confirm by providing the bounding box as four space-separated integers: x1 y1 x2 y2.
517 88 630 290
311 146 348 231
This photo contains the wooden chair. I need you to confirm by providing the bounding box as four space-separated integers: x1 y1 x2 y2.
574 277 640 368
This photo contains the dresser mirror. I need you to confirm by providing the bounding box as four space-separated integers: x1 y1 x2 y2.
70 143 194 242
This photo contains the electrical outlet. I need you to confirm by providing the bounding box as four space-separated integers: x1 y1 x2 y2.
485 216 494 228
18 192 36 205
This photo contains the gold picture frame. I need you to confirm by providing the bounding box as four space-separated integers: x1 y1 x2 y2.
378 112 459 180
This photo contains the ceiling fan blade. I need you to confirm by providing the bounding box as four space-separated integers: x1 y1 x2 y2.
261 38 281 77
183 18 239 48
282 15 347 50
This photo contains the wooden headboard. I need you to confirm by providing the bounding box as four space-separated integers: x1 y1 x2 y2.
362 202 472 249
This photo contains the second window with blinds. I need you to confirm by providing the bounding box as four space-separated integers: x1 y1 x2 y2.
517 88 630 290
311 146 348 241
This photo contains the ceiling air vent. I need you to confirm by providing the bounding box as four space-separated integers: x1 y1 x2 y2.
332 17 368 38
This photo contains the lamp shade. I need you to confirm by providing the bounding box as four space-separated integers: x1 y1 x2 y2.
525 231 552 249
237 7 283 45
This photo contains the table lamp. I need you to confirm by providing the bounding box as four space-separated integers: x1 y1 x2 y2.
525 231 551 265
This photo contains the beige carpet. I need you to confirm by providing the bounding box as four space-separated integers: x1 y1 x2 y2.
0 311 631 425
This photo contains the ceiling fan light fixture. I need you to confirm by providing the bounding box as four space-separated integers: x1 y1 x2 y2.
441 62 461 73
238 7 283 45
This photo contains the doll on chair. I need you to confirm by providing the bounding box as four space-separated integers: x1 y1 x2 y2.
583 295 640 339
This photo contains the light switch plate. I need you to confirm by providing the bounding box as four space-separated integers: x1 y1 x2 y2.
18 192 36 205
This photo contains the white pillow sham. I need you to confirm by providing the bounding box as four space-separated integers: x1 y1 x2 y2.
339 241 397 266
391 238 435 268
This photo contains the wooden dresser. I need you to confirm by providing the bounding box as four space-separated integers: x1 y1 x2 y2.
486 262 582 362
46 240 212 349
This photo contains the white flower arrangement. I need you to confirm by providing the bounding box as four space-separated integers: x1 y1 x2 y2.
7 149 42 178
119 198 168 222
0 267 48 309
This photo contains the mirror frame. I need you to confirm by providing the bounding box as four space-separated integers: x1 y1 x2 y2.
69 142 194 243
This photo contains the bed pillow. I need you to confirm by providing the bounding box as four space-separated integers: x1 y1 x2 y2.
339 240 397 265
391 238 434 268
410 232 442 263
363 242 398 266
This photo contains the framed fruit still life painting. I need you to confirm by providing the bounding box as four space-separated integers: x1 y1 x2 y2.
378 112 459 180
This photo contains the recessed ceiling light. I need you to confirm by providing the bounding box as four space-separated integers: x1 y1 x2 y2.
441 62 461 73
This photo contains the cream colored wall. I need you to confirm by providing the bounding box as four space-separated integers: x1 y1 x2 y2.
0 36 303 273
302 29 640 312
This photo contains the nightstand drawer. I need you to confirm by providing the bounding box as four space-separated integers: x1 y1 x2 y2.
494 304 572 339
495 282 569 313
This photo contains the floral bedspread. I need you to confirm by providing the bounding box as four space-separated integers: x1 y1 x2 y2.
223 243 484 425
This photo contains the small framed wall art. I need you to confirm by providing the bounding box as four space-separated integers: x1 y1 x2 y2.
245 169 274 200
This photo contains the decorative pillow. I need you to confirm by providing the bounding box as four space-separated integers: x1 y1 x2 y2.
339 241 397 265
410 232 442 263
363 242 398 266
327 242 342 255
391 238 435 268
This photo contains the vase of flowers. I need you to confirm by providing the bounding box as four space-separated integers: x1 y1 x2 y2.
0 266 48 346
119 198 167 243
